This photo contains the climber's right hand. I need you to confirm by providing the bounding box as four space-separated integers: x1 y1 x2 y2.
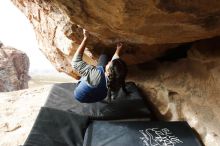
83 29 89 39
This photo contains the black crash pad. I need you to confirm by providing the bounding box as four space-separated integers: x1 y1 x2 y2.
24 107 88 146
83 121 202 146
45 82 153 120
23 82 202 146
24 108 202 146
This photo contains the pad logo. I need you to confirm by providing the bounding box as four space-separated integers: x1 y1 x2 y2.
139 128 183 146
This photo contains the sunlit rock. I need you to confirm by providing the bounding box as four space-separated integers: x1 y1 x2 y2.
9 1 220 145
0 43 30 92
11 0 220 78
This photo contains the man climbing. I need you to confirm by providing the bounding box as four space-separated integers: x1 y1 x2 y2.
71 29 127 103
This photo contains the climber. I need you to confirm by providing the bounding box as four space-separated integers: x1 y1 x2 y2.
71 29 128 103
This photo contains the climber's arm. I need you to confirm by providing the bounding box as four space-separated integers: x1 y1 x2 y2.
72 29 88 60
111 42 123 61
72 29 91 76
71 29 99 78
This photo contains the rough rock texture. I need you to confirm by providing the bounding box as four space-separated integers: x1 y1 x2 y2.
11 0 220 78
128 37 220 146
0 43 30 92
9 1 220 145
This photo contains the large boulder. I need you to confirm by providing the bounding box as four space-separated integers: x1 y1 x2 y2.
0 43 30 92
11 0 220 78
128 37 220 146
9 1 220 145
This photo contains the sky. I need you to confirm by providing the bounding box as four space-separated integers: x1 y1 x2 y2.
0 0 58 75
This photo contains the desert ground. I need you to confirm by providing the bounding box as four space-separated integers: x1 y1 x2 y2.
0 74 76 146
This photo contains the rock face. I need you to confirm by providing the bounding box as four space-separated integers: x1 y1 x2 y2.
129 37 220 146
9 1 220 145
0 43 30 92
11 0 220 78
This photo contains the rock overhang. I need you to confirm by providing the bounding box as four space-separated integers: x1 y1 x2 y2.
11 0 220 78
